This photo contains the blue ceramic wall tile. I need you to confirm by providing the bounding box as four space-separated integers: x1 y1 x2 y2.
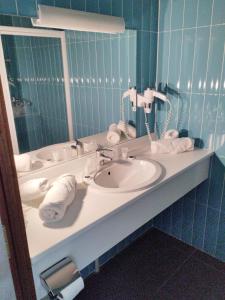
192 203 207 248
86 0 99 13
38 0 54 7
179 29 195 93
149 32 157 87
181 198 195 244
156 0 225 263
70 0 85 11
206 25 225 93
159 0 171 31
156 31 170 84
17 0 36 17
99 0 112 15
142 0 151 31
183 0 198 28
203 207 220 256
177 93 191 131
150 0 158 32
213 0 225 25
111 0 122 17
168 30 182 88
171 0 184 30
132 0 143 30
192 27 210 93
171 199 183 239
200 94 218 149
0 0 17 15
54 0 71 9
122 0 133 29
208 155 225 210
215 211 225 259
197 0 213 27
188 94 204 140
196 179 210 206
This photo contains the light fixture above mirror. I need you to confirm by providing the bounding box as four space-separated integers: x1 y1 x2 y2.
31 5 125 34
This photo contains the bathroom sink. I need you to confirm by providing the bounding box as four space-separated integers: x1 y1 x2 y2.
36 143 77 162
91 159 162 193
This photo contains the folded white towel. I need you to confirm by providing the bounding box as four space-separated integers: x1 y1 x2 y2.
117 121 136 139
107 123 121 145
151 138 194 154
14 154 32 172
39 174 76 223
164 129 179 140
19 178 50 202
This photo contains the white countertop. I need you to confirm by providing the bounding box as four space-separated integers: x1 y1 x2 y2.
23 139 213 263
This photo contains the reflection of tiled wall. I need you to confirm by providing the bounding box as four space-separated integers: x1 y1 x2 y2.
67 30 137 138
0 0 158 137
2 32 68 152
154 0 225 262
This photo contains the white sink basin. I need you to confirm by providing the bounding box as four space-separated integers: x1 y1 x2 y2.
91 159 162 193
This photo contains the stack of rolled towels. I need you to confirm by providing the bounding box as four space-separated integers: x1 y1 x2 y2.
20 174 77 224
151 129 194 154
107 121 136 145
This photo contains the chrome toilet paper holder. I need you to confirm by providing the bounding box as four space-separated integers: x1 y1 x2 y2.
40 257 81 299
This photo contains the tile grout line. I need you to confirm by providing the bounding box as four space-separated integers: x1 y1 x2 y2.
187 0 199 132
199 0 215 139
176 0 186 130
214 173 225 256
212 43 225 152
202 0 215 251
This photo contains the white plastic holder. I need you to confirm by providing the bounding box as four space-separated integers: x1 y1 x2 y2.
136 88 168 113
122 87 137 112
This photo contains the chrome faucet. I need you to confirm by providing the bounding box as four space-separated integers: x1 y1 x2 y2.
96 145 113 167
71 139 84 156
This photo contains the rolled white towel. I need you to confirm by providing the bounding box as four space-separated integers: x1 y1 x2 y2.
171 137 194 154
19 178 50 202
39 174 76 223
117 121 136 138
14 154 32 172
107 123 121 145
164 129 179 140
151 139 173 154
151 138 194 154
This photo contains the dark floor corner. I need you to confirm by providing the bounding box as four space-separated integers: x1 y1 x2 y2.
77 229 225 300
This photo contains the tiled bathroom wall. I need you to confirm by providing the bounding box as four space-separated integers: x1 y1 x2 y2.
1 15 68 152
154 0 225 261
66 30 137 138
0 0 158 137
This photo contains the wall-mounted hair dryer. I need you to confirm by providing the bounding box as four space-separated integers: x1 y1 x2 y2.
122 87 137 111
121 87 172 141
137 88 168 113
122 87 168 113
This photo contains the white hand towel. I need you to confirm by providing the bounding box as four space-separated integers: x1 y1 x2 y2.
39 174 76 223
19 178 50 202
151 138 194 154
164 129 179 140
117 121 136 138
171 137 194 154
107 123 121 145
14 154 32 172
151 139 173 154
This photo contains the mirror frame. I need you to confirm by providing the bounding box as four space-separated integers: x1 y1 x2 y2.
0 26 74 154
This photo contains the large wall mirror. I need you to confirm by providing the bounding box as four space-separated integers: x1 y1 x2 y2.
0 15 137 159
